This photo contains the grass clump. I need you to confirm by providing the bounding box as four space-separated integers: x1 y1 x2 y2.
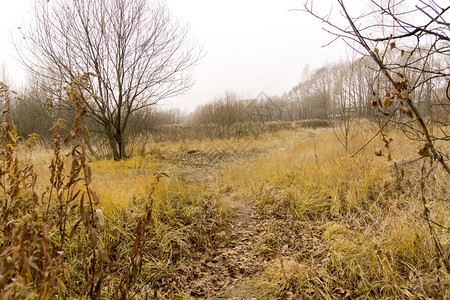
98 174 229 296
0 80 230 298
0 76 108 298
220 130 449 299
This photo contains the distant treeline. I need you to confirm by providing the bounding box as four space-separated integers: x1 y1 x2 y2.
9 58 447 145
189 58 447 126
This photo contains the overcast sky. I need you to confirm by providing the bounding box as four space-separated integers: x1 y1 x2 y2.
0 0 352 112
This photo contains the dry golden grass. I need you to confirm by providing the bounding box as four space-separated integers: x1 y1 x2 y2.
10 124 449 298
217 128 449 298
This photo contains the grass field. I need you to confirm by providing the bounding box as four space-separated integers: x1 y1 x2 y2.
1 120 449 299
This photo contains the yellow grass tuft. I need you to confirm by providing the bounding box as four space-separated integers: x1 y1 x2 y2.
218 128 449 298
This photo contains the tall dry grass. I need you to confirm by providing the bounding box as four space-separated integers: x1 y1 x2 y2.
0 79 231 298
219 130 449 298
1 80 448 300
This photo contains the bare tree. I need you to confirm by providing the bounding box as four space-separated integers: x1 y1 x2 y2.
192 92 246 127
305 0 449 174
18 0 202 160
330 61 358 153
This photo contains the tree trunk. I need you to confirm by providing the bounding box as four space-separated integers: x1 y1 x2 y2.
107 133 120 161
104 123 125 161
115 130 126 160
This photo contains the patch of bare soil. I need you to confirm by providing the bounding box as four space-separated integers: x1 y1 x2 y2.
178 198 318 299
164 147 264 183
182 199 270 299
153 137 313 298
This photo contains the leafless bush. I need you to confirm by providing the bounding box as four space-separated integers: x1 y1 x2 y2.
305 0 450 272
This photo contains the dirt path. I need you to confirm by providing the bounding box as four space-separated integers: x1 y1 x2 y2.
210 200 266 299
164 135 311 298
186 198 271 299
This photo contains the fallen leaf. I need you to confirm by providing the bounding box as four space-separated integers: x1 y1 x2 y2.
418 143 431 157
95 209 105 230
374 148 383 156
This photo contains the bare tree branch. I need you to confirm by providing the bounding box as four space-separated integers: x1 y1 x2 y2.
17 0 202 160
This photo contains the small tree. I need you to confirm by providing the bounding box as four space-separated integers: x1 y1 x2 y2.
331 61 358 153
305 0 449 173
18 0 202 160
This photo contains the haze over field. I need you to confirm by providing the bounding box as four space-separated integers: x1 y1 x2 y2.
0 0 347 112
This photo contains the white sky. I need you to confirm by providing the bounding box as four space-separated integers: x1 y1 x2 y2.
165 0 347 112
0 0 352 112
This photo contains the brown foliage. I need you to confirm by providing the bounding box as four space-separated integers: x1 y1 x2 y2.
0 76 153 298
